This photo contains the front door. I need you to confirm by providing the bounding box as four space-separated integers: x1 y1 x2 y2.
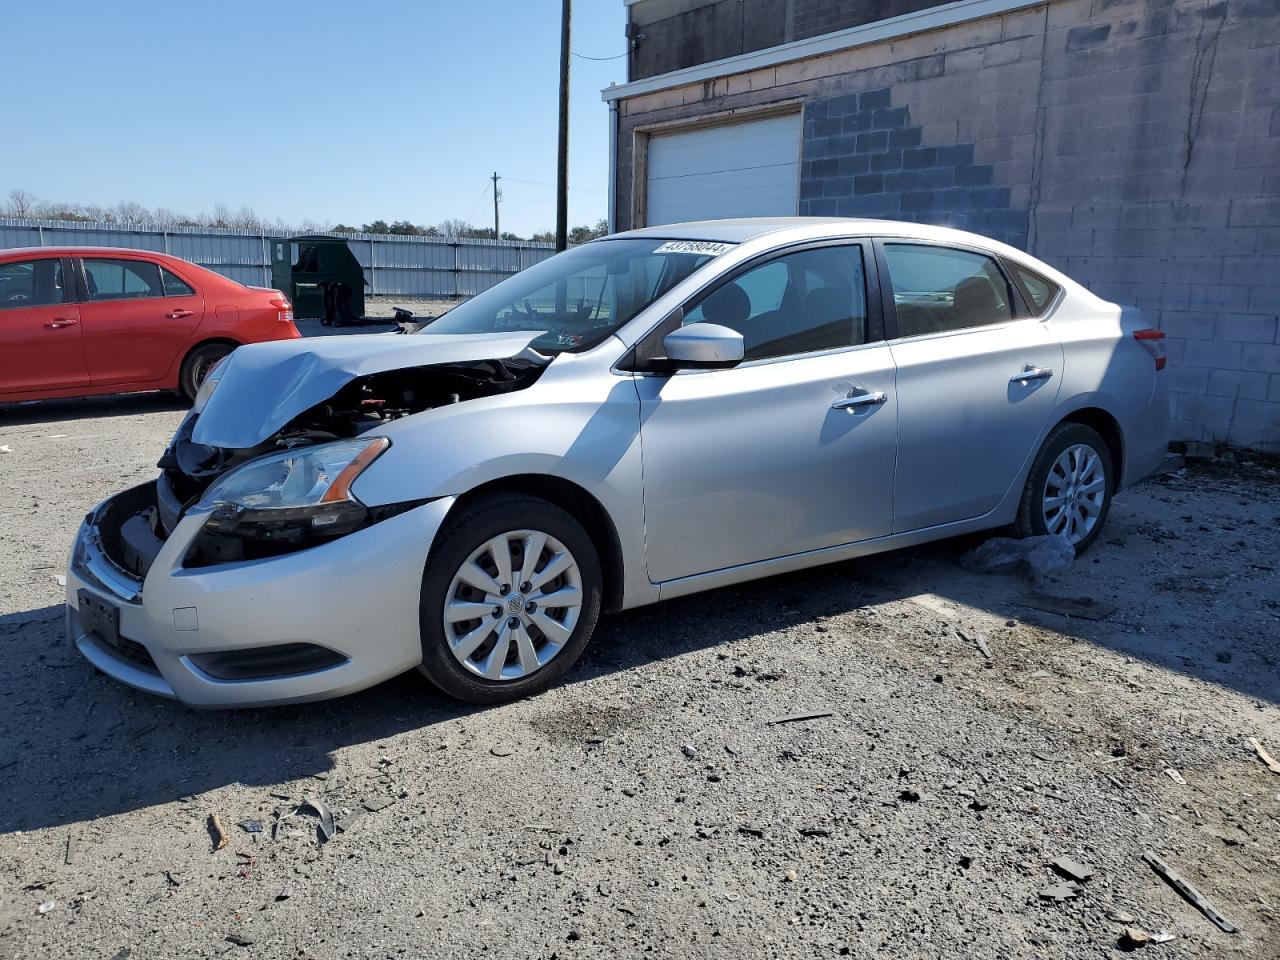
635 241 898 583
879 241 1063 533
78 256 202 385
0 257 87 395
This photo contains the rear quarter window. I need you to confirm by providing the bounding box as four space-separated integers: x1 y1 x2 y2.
1006 261 1061 316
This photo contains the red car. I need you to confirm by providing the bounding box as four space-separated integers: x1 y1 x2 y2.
0 247 300 403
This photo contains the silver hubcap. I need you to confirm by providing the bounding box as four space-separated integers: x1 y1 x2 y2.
442 529 582 681
1042 443 1106 545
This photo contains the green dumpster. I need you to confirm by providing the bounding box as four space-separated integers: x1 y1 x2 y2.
270 235 367 324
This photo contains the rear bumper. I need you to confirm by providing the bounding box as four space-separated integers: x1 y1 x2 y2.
67 481 454 708
1121 377 1171 488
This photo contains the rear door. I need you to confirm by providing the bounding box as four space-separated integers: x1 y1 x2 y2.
878 240 1063 533
0 256 87 395
77 256 202 386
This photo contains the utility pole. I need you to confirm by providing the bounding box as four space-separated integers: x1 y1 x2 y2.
555 0 571 252
491 171 501 240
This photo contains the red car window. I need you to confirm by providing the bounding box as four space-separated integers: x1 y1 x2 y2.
0 258 65 308
83 258 164 301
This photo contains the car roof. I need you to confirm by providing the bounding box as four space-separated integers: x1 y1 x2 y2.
0 246 183 259
612 216 997 246
608 216 1081 292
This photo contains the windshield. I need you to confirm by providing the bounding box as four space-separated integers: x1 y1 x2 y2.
419 238 732 353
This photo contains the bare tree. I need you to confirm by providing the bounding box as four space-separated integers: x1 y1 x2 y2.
7 189 37 217
435 219 475 241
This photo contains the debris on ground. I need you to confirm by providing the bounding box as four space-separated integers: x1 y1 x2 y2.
1164 768 1187 785
1248 737 1280 774
299 797 336 842
1119 926 1151 948
1038 881 1080 902
680 743 698 759
36 901 55 914
956 627 992 660
208 814 229 852
959 535 1074 584
1016 592 1117 621
237 819 264 834
1051 856 1095 882
767 711 834 725
272 797 336 843
361 796 395 812
1141 850 1239 934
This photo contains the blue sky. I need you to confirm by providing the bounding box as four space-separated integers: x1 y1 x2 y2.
3 1 627 236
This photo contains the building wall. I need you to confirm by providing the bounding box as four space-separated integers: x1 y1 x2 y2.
614 0 1280 449
628 0 952 79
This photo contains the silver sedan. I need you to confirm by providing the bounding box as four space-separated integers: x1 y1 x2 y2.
66 218 1169 707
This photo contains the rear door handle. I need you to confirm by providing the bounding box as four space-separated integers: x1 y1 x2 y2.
832 389 888 411
165 309 194 319
44 318 78 329
1011 365 1053 384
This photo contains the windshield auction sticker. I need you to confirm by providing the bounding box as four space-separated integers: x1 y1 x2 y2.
654 241 736 256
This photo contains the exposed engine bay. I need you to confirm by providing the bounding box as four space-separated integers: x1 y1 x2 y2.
161 358 545 504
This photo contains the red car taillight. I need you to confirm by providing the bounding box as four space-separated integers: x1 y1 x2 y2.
1133 328 1167 370
269 297 294 323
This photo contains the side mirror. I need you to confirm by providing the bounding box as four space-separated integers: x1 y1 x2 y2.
661 323 745 370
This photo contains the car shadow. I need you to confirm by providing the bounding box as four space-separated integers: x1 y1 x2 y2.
2 514 1274 835
0 391 187 427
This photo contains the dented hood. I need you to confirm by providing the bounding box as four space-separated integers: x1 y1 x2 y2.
192 331 545 448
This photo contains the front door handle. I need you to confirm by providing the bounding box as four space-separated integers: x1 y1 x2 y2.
1010 365 1053 384
832 389 888 411
44 317 78 329
165 309 194 319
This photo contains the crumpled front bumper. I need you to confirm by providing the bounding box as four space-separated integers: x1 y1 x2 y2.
66 480 454 708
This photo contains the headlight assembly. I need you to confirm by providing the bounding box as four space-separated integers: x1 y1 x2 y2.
198 437 389 546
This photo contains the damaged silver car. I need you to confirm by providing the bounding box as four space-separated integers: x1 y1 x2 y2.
67 218 1169 707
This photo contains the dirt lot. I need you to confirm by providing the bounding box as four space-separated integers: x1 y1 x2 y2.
0 387 1277 959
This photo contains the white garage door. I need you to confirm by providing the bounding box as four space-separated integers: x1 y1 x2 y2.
645 113 801 226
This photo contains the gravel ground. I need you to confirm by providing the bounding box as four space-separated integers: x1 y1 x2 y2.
0 389 1277 960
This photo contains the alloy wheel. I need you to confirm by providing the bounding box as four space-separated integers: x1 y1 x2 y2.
442 529 583 681
1041 443 1106 545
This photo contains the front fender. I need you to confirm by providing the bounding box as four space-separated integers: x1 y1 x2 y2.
349 369 656 608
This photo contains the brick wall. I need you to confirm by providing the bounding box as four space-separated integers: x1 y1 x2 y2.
614 0 1280 449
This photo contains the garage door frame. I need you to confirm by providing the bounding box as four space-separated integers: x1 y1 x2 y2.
631 100 804 228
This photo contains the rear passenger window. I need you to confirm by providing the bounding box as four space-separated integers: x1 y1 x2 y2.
1006 261 1059 316
83 258 164 301
883 244 1014 338
682 245 869 361
0 259 64 308
160 268 195 298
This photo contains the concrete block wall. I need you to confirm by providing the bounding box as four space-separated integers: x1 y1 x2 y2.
614 0 1280 449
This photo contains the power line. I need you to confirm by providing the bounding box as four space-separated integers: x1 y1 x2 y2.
571 50 627 61
503 176 605 195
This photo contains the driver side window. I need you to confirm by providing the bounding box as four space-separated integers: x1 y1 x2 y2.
682 245 868 361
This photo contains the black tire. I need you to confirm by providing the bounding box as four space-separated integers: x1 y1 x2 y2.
1013 422 1114 554
178 342 234 403
418 495 603 704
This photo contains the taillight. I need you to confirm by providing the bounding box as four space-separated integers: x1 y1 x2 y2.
268 296 293 323
1133 328 1166 370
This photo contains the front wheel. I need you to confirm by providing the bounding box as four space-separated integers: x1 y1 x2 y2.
178 342 233 403
418 495 603 704
1013 422 1114 554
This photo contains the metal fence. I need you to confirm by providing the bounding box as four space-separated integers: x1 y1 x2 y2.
0 218 558 298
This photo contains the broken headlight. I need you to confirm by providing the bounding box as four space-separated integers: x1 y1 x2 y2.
198 437 389 544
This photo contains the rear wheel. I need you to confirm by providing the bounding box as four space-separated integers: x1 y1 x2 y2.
418 495 602 704
178 342 233 403
1014 422 1114 554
